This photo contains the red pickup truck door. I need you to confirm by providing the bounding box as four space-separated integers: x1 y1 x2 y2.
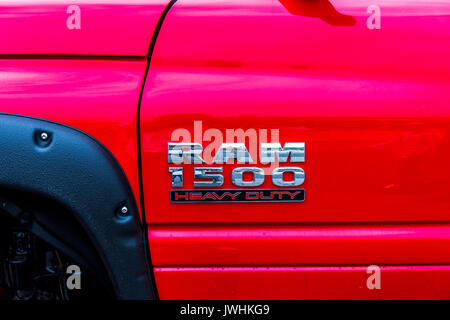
140 0 450 299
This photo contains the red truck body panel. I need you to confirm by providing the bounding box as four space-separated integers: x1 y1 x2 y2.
140 0 450 299
0 0 169 56
155 266 450 300
0 0 173 212
0 59 147 208
149 224 450 266
142 0 450 224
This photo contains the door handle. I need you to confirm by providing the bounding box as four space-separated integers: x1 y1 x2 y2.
279 0 356 26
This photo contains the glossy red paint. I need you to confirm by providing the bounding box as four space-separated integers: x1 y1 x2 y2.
155 266 450 300
141 0 450 224
0 0 170 56
140 0 450 298
0 58 147 207
149 224 450 266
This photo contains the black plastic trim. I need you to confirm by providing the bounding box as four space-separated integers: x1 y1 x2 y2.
0 113 154 299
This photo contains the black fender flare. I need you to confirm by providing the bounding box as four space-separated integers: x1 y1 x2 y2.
0 113 154 299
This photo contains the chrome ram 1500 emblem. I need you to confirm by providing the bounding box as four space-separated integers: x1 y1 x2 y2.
168 142 305 203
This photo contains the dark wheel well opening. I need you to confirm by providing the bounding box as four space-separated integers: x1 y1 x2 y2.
0 188 115 300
